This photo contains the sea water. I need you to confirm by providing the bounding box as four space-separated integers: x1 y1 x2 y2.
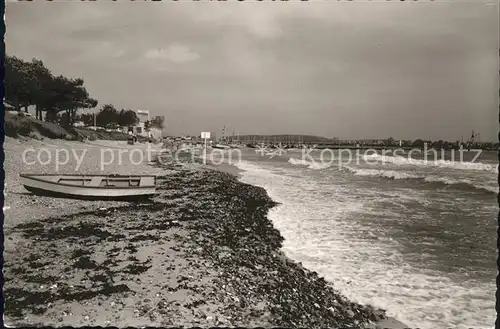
226 148 496 329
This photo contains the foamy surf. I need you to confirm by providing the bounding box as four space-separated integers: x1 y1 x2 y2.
423 176 498 193
288 157 310 166
342 166 497 194
343 166 420 180
363 154 497 172
234 157 495 329
288 157 332 170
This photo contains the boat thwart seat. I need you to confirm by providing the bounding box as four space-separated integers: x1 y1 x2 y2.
88 176 103 187
44 176 62 183
140 176 156 187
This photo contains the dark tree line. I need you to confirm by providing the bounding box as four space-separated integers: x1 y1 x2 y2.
91 105 140 129
5 55 98 127
57 106 140 129
5 55 151 131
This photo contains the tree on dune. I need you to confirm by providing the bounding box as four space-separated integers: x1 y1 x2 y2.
117 109 140 127
79 113 95 127
5 55 32 112
43 75 98 126
28 58 54 120
5 55 98 126
96 104 120 128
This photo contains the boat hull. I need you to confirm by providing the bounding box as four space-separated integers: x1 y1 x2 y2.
20 174 157 201
23 185 155 201
212 144 230 150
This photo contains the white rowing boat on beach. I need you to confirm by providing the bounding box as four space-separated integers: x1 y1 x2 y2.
20 174 157 201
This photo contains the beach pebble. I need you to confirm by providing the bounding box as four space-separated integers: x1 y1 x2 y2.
4 151 386 328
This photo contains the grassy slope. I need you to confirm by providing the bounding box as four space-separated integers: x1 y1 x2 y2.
4 114 137 141
5 114 71 139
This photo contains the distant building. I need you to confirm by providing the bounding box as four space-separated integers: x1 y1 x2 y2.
150 115 165 140
151 116 165 128
124 110 149 138
125 111 165 140
149 127 163 140
132 110 149 137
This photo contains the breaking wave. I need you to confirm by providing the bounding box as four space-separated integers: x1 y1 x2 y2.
288 157 332 170
288 157 310 166
343 166 497 194
363 154 497 172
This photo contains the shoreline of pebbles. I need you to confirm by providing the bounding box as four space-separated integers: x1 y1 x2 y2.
5 155 391 327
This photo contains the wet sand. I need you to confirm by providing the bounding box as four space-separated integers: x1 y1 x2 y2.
3 138 405 328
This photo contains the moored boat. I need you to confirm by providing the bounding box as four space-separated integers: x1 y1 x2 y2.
212 144 230 150
20 174 157 201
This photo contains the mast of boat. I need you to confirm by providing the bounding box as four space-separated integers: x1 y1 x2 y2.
469 130 477 144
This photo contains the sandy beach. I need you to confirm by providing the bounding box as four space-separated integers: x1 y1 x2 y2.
4 137 404 328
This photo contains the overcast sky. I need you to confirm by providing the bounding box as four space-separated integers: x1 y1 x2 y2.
6 1 499 141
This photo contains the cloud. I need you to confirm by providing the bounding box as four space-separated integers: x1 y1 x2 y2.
144 44 200 63
5 2 498 140
189 4 285 39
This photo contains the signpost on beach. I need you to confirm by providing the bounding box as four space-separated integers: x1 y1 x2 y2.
201 132 211 164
